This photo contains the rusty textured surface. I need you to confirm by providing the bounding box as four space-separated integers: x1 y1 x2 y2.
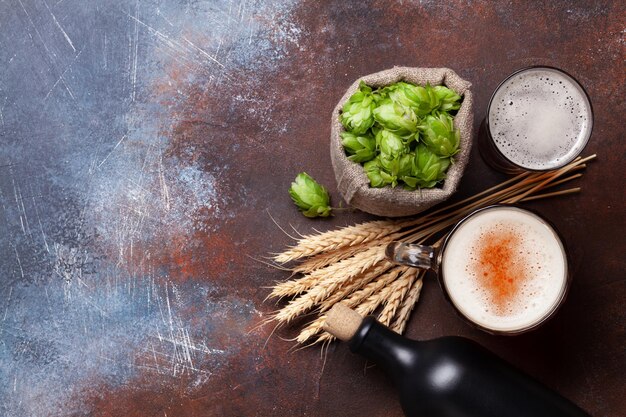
0 1 624 416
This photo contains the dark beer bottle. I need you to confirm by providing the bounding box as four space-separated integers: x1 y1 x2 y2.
323 304 590 417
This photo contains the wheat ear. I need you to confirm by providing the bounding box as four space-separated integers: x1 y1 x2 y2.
291 240 378 274
296 266 408 343
268 273 319 300
378 268 418 327
319 261 394 312
391 275 425 334
269 244 387 301
296 315 329 344
311 271 404 345
273 220 403 263
272 245 387 323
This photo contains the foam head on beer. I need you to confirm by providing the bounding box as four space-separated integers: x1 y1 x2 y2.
441 206 568 333
488 67 592 170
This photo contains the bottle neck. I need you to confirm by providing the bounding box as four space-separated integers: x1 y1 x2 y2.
349 316 418 375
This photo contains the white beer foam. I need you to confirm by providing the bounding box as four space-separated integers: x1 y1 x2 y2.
442 207 567 332
488 68 592 170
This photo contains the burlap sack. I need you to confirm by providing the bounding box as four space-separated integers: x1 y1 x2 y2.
330 67 473 217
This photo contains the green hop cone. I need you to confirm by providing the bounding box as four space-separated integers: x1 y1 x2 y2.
400 174 420 190
420 113 460 158
372 98 418 137
341 131 376 163
340 81 376 134
412 144 451 188
388 82 440 118
363 158 387 188
371 89 387 105
376 129 408 158
289 173 332 218
433 86 461 112
378 153 413 188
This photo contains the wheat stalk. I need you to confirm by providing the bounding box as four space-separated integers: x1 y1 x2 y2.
291 244 364 274
391 275 424 334
308 273 404 345
345 266 409 309
291 238 386 274
314 330 336 345
297 315 329 344
295 266 409 343
319 261 394 312
378 268 418 327
307 272 402 345
273 220 407 263
355 274 404 316
272 245 387 323
310 270 417 345
269 244 390 299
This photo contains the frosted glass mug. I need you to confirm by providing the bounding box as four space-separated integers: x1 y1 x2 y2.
386 205 571 335
478 66 593 174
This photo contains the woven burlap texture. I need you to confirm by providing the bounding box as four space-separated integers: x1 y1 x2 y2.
330 67 474 217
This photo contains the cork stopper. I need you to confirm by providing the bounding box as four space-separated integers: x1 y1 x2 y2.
323 303 364 341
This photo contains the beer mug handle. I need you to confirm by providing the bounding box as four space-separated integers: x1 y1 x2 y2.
385 241 438 270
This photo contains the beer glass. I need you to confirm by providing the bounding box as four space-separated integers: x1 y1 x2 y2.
386 205 571 335
478 66 593 174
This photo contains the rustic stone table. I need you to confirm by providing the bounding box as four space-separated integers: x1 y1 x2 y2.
0 1 623 416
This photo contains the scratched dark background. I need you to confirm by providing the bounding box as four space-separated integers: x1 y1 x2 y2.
0 0 624 416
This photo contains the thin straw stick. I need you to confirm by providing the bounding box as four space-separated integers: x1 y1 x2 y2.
518 187 581 202
509 155 595 203
388 171 535 230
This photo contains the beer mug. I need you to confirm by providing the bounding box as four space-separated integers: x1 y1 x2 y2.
478 66 593 174
386 205 571 335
